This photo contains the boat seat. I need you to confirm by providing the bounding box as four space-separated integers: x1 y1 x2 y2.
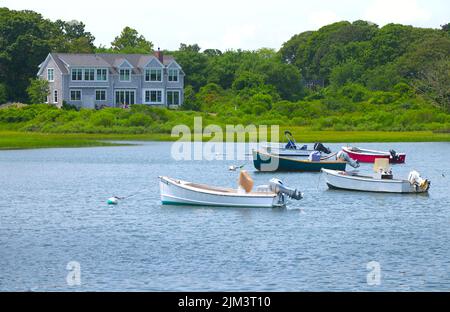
373 158 390 173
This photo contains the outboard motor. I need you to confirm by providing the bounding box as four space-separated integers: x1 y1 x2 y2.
390 150 400 162
337 151 360 168
408 171 430 192
314 142 332 154
269 179 303 200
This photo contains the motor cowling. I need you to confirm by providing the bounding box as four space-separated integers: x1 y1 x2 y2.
408 171 430 191
337 151 360 168
269 179 303 200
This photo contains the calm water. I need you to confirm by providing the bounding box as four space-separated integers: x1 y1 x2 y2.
0 142 449 291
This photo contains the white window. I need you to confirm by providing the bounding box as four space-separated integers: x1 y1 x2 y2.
168 69 179 82
144 89 163 104
119 69 131 81
71 68 83 81
96 69 108 81
96 90 107 101
167 91 180 105
47 68 54 82
145 69 162 82
53 90 58 103
115 90 135 106
70 90 82 101
84 68 95 81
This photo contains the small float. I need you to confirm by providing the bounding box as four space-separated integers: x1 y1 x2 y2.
342 146 406 164
159 171 303 208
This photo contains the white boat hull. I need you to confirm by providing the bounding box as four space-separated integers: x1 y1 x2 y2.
159 176 285 208
322 169 429 194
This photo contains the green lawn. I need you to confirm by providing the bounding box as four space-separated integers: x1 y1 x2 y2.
0 129 449 150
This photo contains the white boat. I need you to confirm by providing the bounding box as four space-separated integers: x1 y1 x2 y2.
321 169 430 194
159 176 303 208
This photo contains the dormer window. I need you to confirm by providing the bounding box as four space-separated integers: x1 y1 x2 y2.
168 69 179 82
145 69 162 82
119 69 131 82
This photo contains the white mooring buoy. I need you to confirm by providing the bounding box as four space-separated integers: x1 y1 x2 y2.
107 197 120 205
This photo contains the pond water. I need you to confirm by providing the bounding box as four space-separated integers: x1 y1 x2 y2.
0 142 449 291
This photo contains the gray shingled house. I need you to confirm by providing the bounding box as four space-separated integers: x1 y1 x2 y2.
37 50 184 109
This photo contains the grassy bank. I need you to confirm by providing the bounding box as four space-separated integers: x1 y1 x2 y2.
1 129 449 150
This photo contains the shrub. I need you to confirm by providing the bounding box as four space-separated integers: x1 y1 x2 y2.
129 113 152 127
90 111 115 127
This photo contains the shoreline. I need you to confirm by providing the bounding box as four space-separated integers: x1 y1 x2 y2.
1 130 449 150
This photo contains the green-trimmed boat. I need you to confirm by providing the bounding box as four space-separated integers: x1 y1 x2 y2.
253 150 347 172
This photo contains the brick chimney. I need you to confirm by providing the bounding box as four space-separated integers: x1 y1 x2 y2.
155 47 164 63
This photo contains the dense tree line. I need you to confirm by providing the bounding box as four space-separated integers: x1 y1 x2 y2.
0 7 449 114
279 20 450 110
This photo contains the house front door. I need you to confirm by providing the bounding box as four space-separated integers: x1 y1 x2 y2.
115 90 135 107
85 94 95 109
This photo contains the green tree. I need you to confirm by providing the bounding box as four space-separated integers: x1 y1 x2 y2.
0 83 7 103
330 59 364 87
179 43 201 53
172 43 209 91
55 20 96 52
0 8 62 102
203 49 222 57
181 85 200 111
111 27 153 53
26 78 49 104
412 59 450 112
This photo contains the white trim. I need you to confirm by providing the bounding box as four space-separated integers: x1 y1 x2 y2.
114 89 136 106
53 90 58 104
37 54 64 76
95 68 109 82
143 56 164 68
118 59 134 68
95 89 107 102
47 68 55 82
168 68 179 83
71 68 83 81
166 90 181 106
143 88 164 104
166 60 185 75
144 68 163 82
119 68 131 82
70 67 109 82
70 89 82 101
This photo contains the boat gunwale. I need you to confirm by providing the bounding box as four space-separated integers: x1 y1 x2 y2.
254 150 346 164
321 169 409 184
342 146 406 157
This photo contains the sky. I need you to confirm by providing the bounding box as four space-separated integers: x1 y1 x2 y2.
1 0 449 51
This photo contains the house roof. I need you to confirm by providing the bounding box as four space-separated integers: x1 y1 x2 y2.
47 53 179 75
